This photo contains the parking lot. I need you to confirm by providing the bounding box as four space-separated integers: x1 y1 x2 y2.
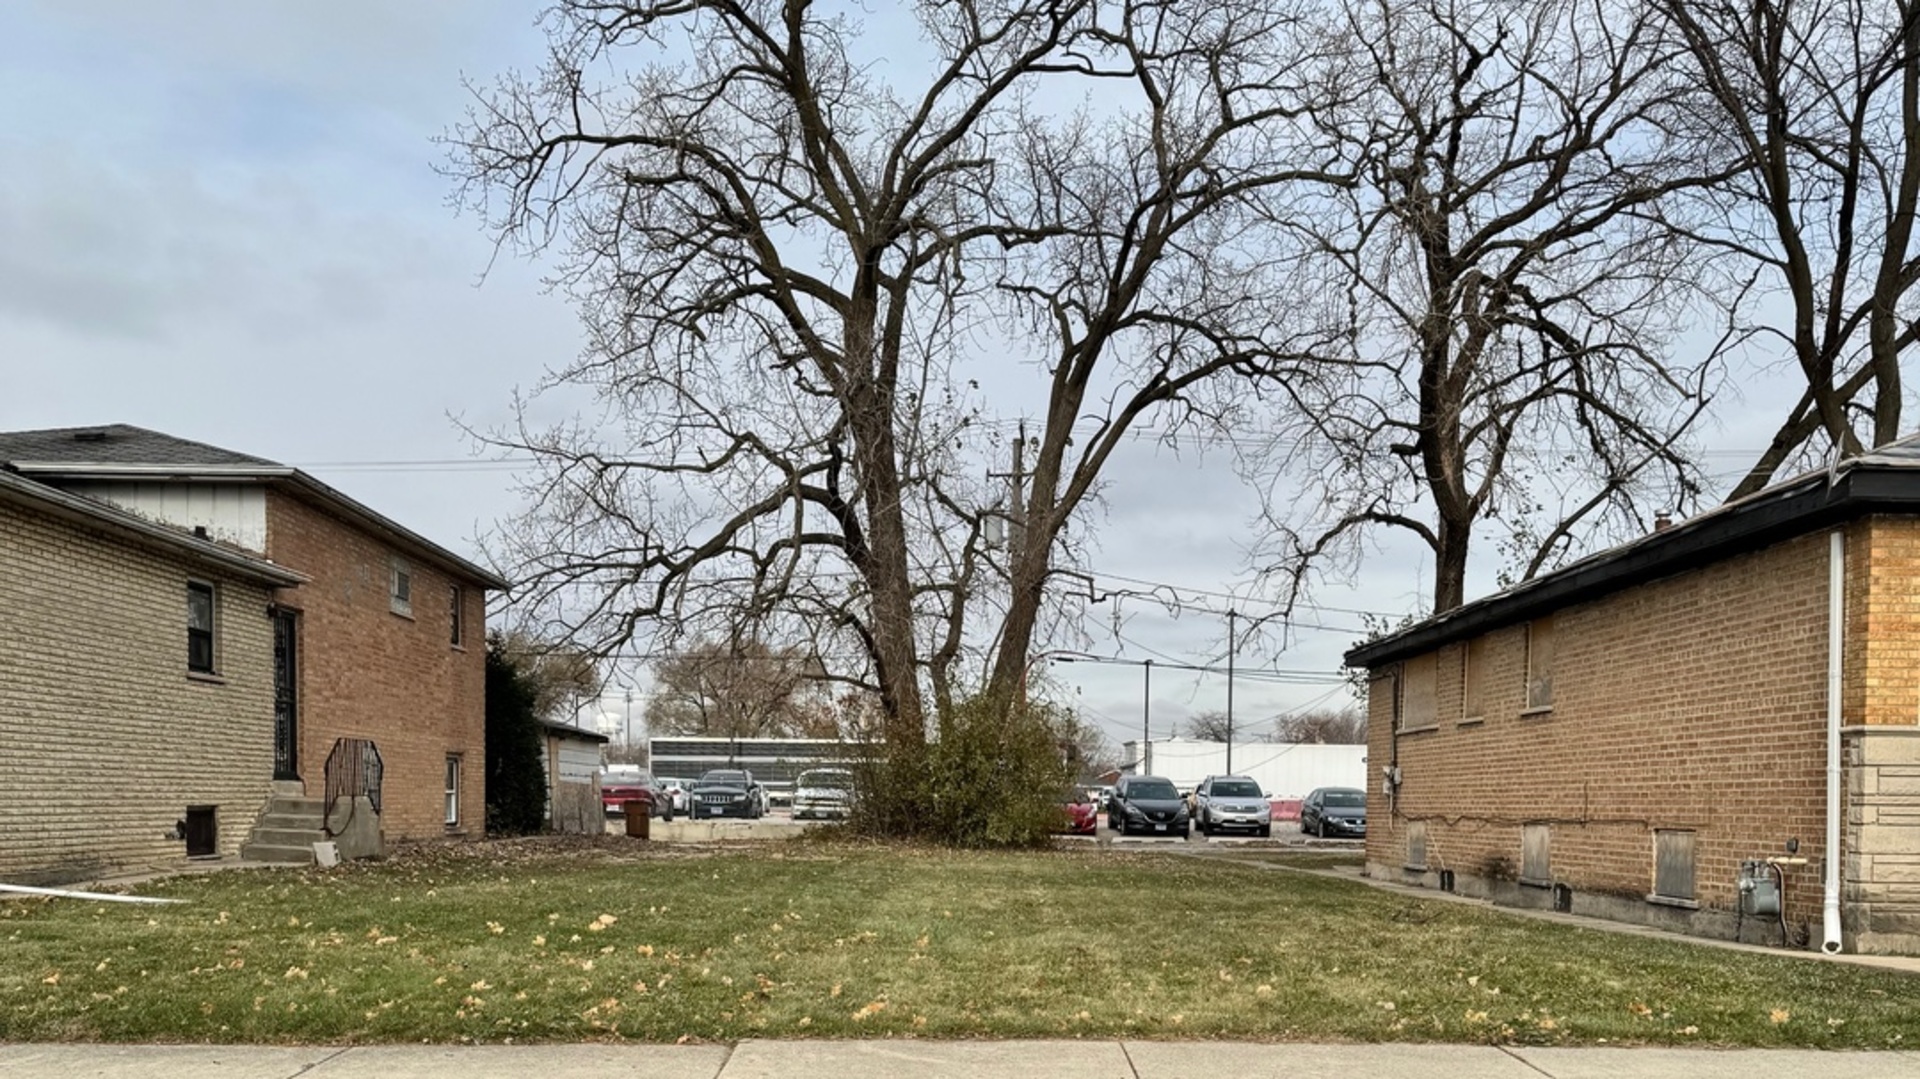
609 808 1363 848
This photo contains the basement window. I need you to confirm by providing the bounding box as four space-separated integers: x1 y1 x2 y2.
1405 820 1429 871
1649 829 1697 907
1520 823 1551 886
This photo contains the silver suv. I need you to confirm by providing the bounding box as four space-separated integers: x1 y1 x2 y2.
1193 775 1272 837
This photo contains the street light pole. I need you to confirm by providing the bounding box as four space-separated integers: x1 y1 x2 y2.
624 689 633 750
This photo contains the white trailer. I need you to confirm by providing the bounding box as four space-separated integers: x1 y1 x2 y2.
1120 737 1365 800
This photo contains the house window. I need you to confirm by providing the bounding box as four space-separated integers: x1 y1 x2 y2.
1461 636 1488 721
187 581 216 674
1521 824 1551 885
1525 616 1555 711
389 557 413 617
1399 653 1438 731
1651 829 1697 904
444 756 461 826
449 584 464 646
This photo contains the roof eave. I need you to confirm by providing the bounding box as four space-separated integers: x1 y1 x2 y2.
8 461 510 591
1342 463 1910 669
0 472 308 589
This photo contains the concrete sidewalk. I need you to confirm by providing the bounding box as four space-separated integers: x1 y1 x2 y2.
5 1040 1919 1078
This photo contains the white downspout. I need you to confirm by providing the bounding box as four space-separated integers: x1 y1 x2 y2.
1824 530 1844 954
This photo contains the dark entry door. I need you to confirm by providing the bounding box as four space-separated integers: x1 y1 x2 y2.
273 610 299 780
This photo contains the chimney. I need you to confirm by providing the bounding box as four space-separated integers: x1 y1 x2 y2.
1654 513 1673 532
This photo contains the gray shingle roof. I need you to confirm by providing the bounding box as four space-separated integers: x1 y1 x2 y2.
0 424 284 470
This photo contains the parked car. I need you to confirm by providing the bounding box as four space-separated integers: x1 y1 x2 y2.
656 778 692 816
691 768 766 819
599 769 673 820
1107 774 1191 838
791 767 856 821
1057 792 1097 836
1192 775 1272 837
1300 786 1368 838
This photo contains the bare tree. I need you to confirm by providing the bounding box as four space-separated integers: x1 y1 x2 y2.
1273 707 1366 744
448 0 1349 755
645 639 837 739
1183 710 1235 742
1658 0 1920 496
1251 0 1717 615
490 629 604 724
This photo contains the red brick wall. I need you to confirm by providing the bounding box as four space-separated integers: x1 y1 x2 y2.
1366 525 1859 933
264 492 488 839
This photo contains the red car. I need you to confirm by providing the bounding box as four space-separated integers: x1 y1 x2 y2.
600 770 672 819
1057 796 1098 835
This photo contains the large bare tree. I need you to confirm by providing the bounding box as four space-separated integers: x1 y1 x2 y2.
1659 0 1920 496
448 0 1348 751
645 639 838 739
1251 0 1717 614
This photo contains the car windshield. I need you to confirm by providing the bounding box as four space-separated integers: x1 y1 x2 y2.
1323 789 1366 807
1129 779 1179 800
1212 780 1262 797
701 772 748 785
797 770 851 790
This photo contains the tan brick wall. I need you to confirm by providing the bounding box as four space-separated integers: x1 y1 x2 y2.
1366 527 1849 939
0 501 277 884
264 492 487 840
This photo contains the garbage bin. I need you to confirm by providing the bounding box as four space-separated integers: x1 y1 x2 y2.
623 799 650 839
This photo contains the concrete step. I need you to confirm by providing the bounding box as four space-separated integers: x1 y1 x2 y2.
257 811 324 830
250 827 327 848
238 842 315 865
265 797 326 815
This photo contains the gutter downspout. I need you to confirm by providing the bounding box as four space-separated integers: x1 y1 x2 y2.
1824 529 1844 954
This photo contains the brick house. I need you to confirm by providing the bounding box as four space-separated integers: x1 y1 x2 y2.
1345 439 1920 955
0 469 304 883
0 424 507 866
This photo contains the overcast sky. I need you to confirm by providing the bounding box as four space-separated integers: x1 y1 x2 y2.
0 2 1809 753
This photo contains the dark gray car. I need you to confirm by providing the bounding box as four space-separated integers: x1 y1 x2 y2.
692 769 766 819
1300 786 1367 838
1107 774 1191 838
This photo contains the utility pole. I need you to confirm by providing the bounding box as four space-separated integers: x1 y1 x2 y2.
1142 658 1153 775
1226 609 1236 774
988 423 1031 551
624 689 633 750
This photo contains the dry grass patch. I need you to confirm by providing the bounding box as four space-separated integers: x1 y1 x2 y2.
0 837 1911 1047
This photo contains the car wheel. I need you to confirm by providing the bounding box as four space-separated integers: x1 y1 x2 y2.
1258 824 1271 838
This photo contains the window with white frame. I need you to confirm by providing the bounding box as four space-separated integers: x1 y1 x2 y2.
1525 616 1555 711
187 580 216 674
444 756 461 826
389 557 413 617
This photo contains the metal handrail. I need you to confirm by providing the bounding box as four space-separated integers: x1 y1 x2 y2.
323 738 383 837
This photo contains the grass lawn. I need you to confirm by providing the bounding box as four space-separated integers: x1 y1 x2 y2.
1 836 1913 1047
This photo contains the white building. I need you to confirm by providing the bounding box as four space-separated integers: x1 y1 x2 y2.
1122 737 1365 800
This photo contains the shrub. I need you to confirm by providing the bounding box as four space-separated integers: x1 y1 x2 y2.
851 694 1073 848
